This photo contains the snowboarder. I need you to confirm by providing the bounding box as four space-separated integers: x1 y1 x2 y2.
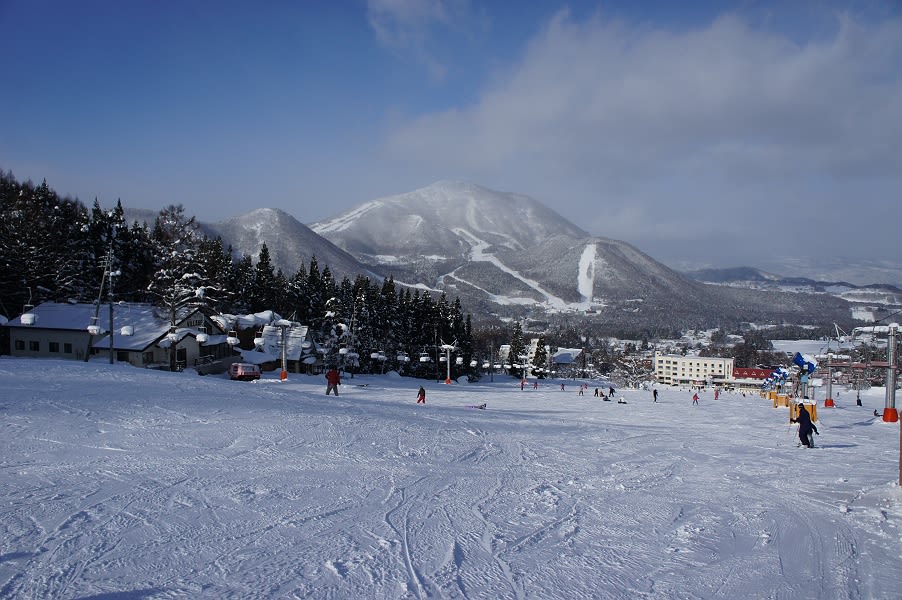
617 396 627 404
692 392 699 405
652 389 658 403
791 403 819 448
608 386 615 398
594 388 600 397
416 386 426 404
325 368 341 396
561 383 565 391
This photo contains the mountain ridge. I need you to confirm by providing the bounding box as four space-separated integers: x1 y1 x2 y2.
128 183 900 330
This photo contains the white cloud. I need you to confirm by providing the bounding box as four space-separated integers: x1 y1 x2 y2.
366 0 463 80
382 9 902 264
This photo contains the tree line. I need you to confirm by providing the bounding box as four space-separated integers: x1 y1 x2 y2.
0 171 481 378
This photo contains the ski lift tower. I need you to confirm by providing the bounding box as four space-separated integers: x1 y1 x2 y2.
882 323 898 423
440 341 457 384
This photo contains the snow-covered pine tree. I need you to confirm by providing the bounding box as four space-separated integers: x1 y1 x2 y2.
532 335 549 378
508 322 527 379
195 237 234 313
146 205 215 369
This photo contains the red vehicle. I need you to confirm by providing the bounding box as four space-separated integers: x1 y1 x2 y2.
228 363 261 381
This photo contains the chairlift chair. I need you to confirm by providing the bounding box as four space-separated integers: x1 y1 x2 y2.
21 287 36 325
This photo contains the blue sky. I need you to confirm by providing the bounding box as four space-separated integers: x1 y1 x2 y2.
2 0 901 274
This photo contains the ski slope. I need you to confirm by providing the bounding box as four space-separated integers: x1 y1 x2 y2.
1 358 900 599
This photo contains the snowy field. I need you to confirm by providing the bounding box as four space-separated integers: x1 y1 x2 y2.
1 358 900 600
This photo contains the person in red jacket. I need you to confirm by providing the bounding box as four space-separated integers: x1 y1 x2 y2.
416 386 426 404
325 368 341 396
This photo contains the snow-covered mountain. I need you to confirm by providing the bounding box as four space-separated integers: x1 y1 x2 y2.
310 182 853 327
201 208 374 280
312 181 588 263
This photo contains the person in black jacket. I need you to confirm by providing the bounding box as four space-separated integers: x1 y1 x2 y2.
791 403 819 448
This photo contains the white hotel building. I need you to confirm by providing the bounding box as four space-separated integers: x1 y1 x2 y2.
653 351 734 387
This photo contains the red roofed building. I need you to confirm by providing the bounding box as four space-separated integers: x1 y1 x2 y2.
731 367 773 392
733 368 772 380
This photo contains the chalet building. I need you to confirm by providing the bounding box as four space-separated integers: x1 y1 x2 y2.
653 351 734 387
5 302 234 370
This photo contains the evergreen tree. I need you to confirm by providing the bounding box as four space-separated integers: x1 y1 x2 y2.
146 205 213 368
228 254 255 315
532 335 549 378
508 322 527 379
249 242 276 312
285 263 308 322
195 237 233 312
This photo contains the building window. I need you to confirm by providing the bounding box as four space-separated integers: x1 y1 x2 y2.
29 341 39 352
15 340 25 351
64 343 72 353
116 351 129 362
49 342 60 353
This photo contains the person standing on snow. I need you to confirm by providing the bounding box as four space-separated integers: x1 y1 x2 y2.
608 386 615 398
416 386 426 404
692 392 699 405
791 403 819 447
653 388 658 403
325 367 341 396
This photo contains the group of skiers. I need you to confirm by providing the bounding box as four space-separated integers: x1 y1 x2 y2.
322 370 838 450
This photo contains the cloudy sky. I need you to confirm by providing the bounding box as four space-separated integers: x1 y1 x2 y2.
2 0 901 273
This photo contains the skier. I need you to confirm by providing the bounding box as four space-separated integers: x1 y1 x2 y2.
692 392 699 405
325 367 341 396
790 403 819 448
652 389 658 403
714 388 720 401
416 386 426 404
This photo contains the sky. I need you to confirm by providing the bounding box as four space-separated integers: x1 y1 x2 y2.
1 355 900 597
2 0 901 273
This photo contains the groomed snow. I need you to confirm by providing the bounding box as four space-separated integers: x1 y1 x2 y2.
1 358 900 599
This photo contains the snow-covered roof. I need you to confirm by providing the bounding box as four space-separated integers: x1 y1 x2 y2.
239 323 310 363
7 302 223 353
552 348 584 364
213 311 282 332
